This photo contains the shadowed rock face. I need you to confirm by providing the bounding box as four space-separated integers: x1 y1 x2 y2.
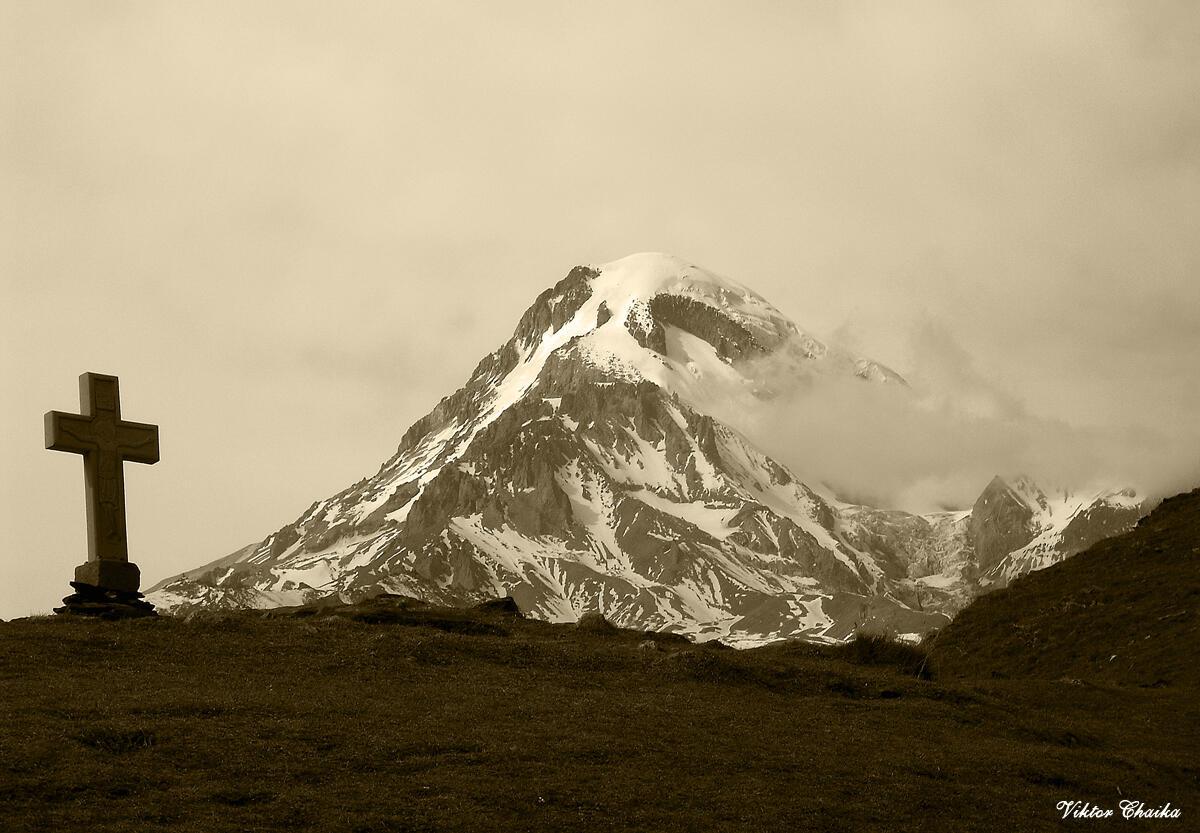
147 255 1143 644
625 306 667 354
649 294 771 361
514 265 599 350
1058 497 1142 556
969 477 1037 574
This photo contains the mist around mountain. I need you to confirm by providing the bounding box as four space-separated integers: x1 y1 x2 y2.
149 255 1148 642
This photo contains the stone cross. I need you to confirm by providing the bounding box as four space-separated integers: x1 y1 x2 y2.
45 373 159 594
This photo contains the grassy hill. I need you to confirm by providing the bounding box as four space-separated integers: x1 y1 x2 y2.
931 488 1200 687
2 491 1198 832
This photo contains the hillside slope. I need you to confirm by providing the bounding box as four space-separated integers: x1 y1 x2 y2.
932 488 1200 687
2 607 1196 832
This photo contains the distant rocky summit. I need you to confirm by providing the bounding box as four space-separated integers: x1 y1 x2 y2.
149 254 1142 644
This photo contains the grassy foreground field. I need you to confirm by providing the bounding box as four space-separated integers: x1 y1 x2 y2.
1 599 1196 833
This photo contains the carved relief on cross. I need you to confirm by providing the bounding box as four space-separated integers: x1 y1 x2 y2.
45 373 159 593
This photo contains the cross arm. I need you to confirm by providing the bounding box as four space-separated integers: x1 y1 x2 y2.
45 411 96 454
116 420 160 465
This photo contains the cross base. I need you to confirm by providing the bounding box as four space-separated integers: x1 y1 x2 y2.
74 560 141 594
55 581 157 620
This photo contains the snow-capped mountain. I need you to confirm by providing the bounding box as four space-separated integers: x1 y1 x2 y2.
149 254 1142 644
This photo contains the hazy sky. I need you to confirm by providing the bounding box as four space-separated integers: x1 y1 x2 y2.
3 1 1198 618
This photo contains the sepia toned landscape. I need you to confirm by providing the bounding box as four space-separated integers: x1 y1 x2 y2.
4 2 1198 830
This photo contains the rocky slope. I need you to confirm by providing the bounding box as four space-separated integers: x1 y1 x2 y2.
148 254 1142 644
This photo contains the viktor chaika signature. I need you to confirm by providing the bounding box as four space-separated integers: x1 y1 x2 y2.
1059 800 1182 820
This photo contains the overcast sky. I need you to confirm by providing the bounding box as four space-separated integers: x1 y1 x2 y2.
3 1 1198 618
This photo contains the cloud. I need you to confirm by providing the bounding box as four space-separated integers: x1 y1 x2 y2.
708 323 1200 513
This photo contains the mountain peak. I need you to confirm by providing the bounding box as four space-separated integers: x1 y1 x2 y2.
513 253 905 399
591 252 767 307
148 257 1138 645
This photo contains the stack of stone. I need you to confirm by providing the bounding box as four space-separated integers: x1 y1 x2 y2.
55 581 157 620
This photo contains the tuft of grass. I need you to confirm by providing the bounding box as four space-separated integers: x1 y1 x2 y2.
75 727 157 754
825 631 934 679
574 611 620 633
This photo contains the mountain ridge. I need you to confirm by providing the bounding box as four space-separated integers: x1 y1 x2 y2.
149 254 1143 643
